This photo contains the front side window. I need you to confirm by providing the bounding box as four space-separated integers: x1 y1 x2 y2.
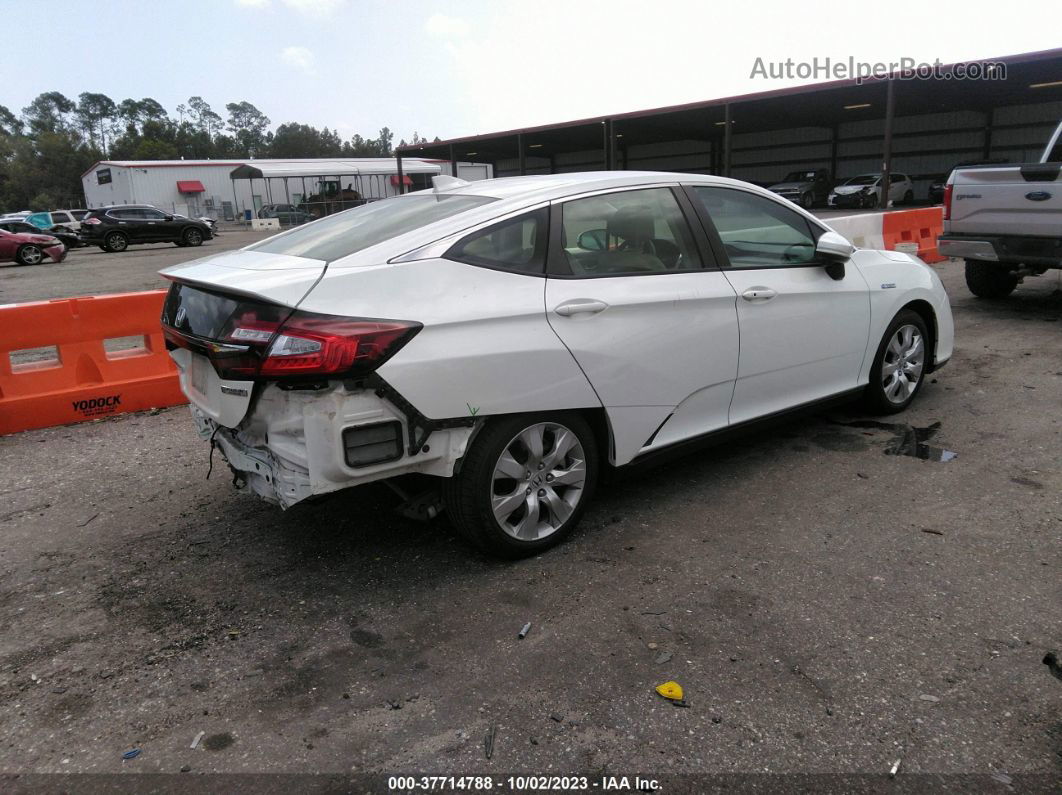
142 209 167 220
559 187 702 276
693 186 818 268
248 194 496 262
447 208 547 274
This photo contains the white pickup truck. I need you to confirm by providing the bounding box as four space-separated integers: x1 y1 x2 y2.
938 120 1062 297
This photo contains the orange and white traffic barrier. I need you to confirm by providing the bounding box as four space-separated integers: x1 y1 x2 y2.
0 291 186 435
829 207 945 263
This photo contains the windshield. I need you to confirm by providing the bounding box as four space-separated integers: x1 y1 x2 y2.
782 171 816 182
846 175 878 186
247 194 496 262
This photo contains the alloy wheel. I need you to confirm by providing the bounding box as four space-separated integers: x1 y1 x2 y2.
185 229 202 245
20 245 42 265
882 324 925 404
490 422 587 541
106 233 127 251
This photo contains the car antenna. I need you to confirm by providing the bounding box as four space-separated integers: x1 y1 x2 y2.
432 175 469 193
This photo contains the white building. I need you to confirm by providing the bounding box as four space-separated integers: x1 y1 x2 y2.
80 157 492 220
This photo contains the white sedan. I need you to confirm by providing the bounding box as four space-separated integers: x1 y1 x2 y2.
161 172 953 557
828 173 915 209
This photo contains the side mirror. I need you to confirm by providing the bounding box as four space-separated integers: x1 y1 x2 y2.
164 214 174 221
577 229 607 251
816 230 854 280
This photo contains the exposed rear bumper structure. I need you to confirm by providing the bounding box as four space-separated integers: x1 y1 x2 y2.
191 382 478 508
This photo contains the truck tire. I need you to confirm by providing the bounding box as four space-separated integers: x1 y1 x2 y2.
965 260 1018 299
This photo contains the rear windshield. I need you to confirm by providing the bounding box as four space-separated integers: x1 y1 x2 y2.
247 194 496 262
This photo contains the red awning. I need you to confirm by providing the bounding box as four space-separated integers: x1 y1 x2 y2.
389 175 413 186
176 180 206 193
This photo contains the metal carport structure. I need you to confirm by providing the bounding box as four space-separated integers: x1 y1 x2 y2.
396 48 1062 208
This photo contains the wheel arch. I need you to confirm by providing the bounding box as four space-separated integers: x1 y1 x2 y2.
899 299 939 371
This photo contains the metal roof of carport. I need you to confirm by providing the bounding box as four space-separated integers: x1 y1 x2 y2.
228 158 443 180
397 47 1062 162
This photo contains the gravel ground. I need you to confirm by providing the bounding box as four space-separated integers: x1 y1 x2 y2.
0 259 1059 790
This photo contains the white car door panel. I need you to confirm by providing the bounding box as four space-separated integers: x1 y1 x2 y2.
688 184 871 425
543 187 740 465
722 266 870 423
546 272 740 462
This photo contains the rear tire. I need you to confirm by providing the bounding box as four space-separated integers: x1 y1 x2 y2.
443 412 598 559
103 231 128 252
863 309 929 415
15 244 43 266
965 260 1018 299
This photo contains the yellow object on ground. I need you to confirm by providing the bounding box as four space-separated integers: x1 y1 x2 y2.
655 681 684 701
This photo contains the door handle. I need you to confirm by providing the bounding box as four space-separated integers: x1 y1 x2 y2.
554 299 609 317
741 287 777 302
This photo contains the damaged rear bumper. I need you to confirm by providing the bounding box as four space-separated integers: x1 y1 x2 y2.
191 382 478 508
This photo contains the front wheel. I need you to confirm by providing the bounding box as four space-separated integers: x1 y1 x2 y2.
965 260 1018 299
443 413 598 558
801 193 814 209
181 227 204 247
863 310 929 414
15 244 44 265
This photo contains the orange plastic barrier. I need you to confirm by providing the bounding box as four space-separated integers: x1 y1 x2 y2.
0 291 187 435
882 207 945 263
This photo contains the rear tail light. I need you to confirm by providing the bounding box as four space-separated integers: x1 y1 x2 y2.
82 217 102 225
942 184 953 220
254 313 420 377
162 283 421 381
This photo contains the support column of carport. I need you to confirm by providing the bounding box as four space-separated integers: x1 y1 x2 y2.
879 78 895 209
396 154 405 194
449 144 458 177
723 103 733 178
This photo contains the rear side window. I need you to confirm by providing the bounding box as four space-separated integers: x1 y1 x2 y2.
446 208 547 274
248 194 496 262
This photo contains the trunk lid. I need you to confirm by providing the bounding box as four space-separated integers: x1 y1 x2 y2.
160 250 327 427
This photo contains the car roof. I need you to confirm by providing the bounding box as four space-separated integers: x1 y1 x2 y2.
429 170 772 204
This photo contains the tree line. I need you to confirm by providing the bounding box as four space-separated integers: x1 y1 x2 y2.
0 91 436 211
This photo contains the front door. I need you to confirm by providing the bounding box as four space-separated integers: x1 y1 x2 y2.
544 186 740 464
686 185 870 425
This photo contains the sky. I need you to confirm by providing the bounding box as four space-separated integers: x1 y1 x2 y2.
1 0 1060 145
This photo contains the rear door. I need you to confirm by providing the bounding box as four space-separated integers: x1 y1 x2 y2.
544 185 740 464
686 185 869 425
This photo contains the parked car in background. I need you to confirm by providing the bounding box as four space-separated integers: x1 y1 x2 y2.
161 171 952 558
828 173 915 209
0 218 81 249
768 168 832 208
928 160 1008 204
258 204 314 225
80 205 213 252
0 227 66 265
24 210 83 233
938 120 1062 298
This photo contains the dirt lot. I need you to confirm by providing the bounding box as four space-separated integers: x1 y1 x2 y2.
0 228 275 305
0 259 1059 789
